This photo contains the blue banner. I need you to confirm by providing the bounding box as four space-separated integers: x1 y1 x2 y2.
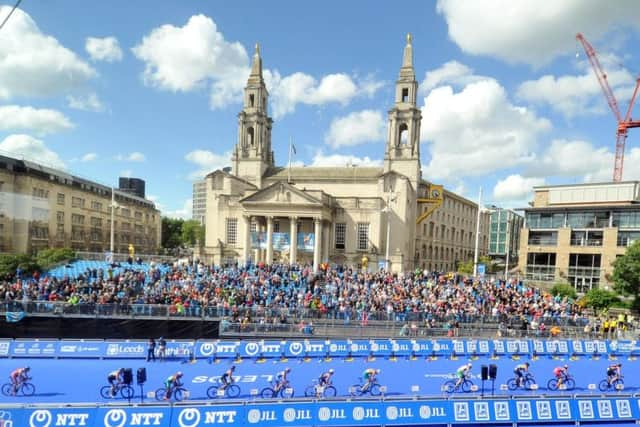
272 232 290 251
5 311 24 323
10 340 58 357
1 397 640 426
250 232 267 249
0 339 11 358
196 340 242 358
104 340 194 359
297 233 315 251
57 340 105 358
283 340 327 358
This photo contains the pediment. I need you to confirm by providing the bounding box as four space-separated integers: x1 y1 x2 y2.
240 181 323 205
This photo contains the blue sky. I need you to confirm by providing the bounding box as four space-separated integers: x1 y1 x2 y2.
1 1 640 217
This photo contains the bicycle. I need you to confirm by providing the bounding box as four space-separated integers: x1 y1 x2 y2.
260 381 295 398
207 380 241 399
100 382 134 400
304 379 337 398
547 373 575 391
598 376 624 392
1 377 35 397
155 383 188 401
443 375 474 393
350 379 381 396
507 373 536 391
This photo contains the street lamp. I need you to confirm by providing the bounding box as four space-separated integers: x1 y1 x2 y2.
109 188 120 254
385 190 397 272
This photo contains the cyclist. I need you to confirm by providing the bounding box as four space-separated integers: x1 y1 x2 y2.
9 366 30 396
107 368 124 397
514 362 530 387
220 365 236 390
362 368 380 392
274 367 291 394
553 364 569 388
163 371 183 400
319 368 334 387
455 363 472 389
607 363 622 386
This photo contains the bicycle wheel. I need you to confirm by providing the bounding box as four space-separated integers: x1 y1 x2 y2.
100 385 113 399
443 380 456 394
227 384 240 398
565 378 575 390
323 385 337 398
155 388 166 401
207 385 219 399
598 380 609 392
507 378 518 391
614 378 624 390
304 385 316 397
547 378 558 391
280 386 294 398
1 383 13 396
174 388 184 401
120 385 133 399
350 384 363 396
369 383 381 396
523 378 536 390
461 380 472 393
21 383 35 397
260 387 275 399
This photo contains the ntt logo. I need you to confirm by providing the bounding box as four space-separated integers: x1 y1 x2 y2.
177 408 200 427
103 409 127 427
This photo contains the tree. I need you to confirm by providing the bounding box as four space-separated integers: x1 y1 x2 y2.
161 217 184 249
457 260 473 274
550 282 577 300
612 240 640 308
36 248 76 270
0 254 40 280
584 288 620 313
181 220 205 246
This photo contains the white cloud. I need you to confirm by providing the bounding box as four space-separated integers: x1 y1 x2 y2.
421 78 551 180
436 0 640 66
309 150 382 167
185 149 232 179
0 6 96 99
517 67 635 118
324 110 385 148
420 61 484 94
132 14 383 115
85 36 123 62
493 174 545 203
116 152 146 162
81 152 97 162
164 198 193 220
67 93 105 112
0 105 73 135
0 134 65 169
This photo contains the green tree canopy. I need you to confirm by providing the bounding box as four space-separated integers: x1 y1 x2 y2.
584 288 620 313
612 240 640 308
550 282 577 300
181 220 205 246
161 217 184 249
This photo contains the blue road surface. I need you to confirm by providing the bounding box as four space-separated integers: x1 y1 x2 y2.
0 355 635 404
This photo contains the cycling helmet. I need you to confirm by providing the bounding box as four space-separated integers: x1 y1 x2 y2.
467 363 472 368
524 362 530 367
376 369 381 374
285 368 291 373
563 365 568 369
177 371 183 377
230 365 236 370
329 369 334 374
24 366 30 371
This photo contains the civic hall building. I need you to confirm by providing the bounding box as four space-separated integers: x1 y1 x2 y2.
203 36 488 271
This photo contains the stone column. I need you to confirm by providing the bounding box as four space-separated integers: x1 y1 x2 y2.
313 218 321 271
255 220 263 263
322 221 330 263
289 216 298 265
242 215 251 266
266 216 273 266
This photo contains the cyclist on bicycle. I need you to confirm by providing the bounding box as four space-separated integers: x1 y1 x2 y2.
455 363 472 389
163 371 183 400
220 365 236 390
10 367 30 395
274 368 291 394
319 368 334 387
514 362 530 387
553 364 569 388
107 368 123 397
607 363 622 386
362 368 380 392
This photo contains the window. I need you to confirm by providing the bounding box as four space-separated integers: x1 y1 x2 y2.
528 231 557 246
91 201 103 211
120 208 130 217
57 193 65 205
31 207 48 222
525 252 557 281
357 223 369 251
90 217 102 227
250 221 257 232
72 197 85 208
135 224 144 233
568 253 602 292
274 221 280 233
335 223 346 249
71 225 85 241
32 225 48 239
617 231 640 247
56 211 65 223
613 211 640 228
90 230 102 241
226 218 238 244
122 222 130 231
401 87 408 102
570 230 603 246
526 212 564 229
567 212 608 228
32 187 48 199
134 211 143 220
249 94 255 107
56 223 64 236
71 214 85 225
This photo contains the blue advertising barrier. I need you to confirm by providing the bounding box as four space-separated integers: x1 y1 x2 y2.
3 338 640 360
2 397 639 427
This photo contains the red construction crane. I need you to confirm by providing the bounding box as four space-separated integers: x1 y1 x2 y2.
576 33 640 182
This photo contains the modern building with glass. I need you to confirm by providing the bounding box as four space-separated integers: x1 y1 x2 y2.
518 181 640 292
487 207 523 271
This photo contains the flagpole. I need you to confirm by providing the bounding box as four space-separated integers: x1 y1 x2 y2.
287 136 292 184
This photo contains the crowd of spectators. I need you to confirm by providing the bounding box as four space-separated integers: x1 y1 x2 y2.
0 261 595 332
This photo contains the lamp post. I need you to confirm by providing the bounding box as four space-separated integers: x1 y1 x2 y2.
504 213 511 279
109 188 120 254
385 191 397 272
473 187 483 277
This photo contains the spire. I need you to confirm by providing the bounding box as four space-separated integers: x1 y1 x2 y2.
399 33 415 81
248 42 264 84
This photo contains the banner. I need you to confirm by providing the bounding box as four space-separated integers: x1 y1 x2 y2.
0 339 11 357
272 233 290 251
5 311 24 323
57 340 105 358
10 340 58 357
297 233 315 252
250 232 266 250
104 340 194 359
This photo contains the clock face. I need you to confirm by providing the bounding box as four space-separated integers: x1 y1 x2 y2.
431 190 440 198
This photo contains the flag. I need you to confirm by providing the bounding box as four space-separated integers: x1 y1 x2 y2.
6 311 24 323
290 142 296 155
